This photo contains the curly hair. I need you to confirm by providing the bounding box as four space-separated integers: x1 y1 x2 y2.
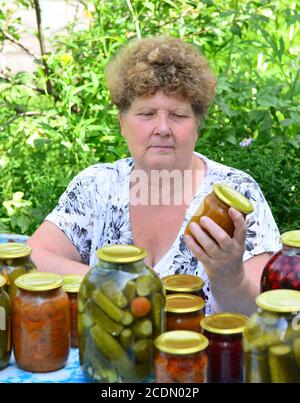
105 35 216 124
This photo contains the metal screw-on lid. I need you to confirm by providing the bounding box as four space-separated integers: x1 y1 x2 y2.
280 230 300 248
155 330 209 355
166 294 205 313
213 184 254 214
62 275 84 293
15 272 63 292
163 274 205 293
0 243 32 259
96 244 147 263
201 312 248 335
256 290 300 313
0 274 6 288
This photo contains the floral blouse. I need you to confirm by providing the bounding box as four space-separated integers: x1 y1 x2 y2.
46 153 281 314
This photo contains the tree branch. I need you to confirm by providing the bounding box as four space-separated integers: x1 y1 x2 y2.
0 72 47 96
0 29 38 59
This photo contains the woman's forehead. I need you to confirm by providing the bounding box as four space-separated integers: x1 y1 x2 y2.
132 91 192 109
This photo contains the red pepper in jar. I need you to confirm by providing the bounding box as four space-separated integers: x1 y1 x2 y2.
166 294 205 332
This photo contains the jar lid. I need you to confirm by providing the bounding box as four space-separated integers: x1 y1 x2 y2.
96 244 147 263
200 312 248 335
256 290 300 313
0 243 32 259
62 275 84 293
155 330 209 355
163 274 205 293
15 272 63 292
280 230 300 248
0 274 6 288
213 184 254 214
166 294 205 313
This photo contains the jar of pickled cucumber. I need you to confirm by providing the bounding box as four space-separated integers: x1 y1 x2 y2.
201 313 248 383
261 230 300 292
244 290 300 383
163 274 206 301
0 243 36 298
166 294 205 332
0 274 11 370
63 275 84 348
185 183 253 238
78 244 166 383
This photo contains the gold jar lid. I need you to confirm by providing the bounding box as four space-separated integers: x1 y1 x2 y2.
280 230 300 248
256 290 300 313
155 330 209 355
201 312 248 335
62 275 84 293
0 243 32 259
15 272 63 292
96 244 147 263
213 184 253 214
163 274 205 293
166 294 205 313
0 274 6 288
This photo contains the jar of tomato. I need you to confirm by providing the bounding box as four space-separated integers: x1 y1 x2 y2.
185 183 253 237
0 274 11 370
12 272 70 372
63 275 84 348
261 230 300 292
0 243 36 298
166 294 205 332
154 330 208 383
201 312 248 383
163 274 206 300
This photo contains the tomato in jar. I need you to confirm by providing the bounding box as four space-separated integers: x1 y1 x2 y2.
166 294 205 332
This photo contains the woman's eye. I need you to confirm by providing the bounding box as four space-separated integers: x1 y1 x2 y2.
171 113 187 118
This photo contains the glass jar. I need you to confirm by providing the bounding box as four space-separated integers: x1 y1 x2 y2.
163 274 206 301
78 244 166 383
185 183 253 237
261 230 300 292
12 272 70 372
201 312 248 383
0 243 36 298
0 274 11 370
154 330 208 383
63 275 84 348
244 290 300 383
166 294 205 332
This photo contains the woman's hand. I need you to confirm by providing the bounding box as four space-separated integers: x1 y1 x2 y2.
184 207 246 289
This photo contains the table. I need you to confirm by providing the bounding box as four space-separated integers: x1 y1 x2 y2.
0 348 89 383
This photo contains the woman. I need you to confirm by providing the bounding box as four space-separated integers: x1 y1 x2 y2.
27 36 280 315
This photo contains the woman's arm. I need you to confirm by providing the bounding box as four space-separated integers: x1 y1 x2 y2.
27 221 90 275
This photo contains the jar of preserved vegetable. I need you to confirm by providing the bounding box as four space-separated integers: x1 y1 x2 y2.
12 272 70 372
0 274 11 370
166 294 205 332
163 274 206 301
261 230 300 292
78 244 166 383
154 330 208 383
244 289 300 383
201 312 248 383
0 243 36 298
63 274 84 348
185 183 253 238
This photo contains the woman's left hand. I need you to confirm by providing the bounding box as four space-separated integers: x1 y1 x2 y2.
184 207 246 288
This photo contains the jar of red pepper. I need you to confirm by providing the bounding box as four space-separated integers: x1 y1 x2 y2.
201 312 248 383
154 330 208 383
166 294 205 332
261 230 300 292
163 274 206 301
63 275 84 348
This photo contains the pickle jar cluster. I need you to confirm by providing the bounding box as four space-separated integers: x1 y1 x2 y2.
185 183 253 238
0 274 11 370
78 244 166 383
163 274 206 301
244 290 300 383
166 294 205 332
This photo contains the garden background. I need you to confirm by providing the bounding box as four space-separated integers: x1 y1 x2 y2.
0 0 299 236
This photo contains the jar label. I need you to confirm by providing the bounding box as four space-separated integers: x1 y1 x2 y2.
0 306 5 330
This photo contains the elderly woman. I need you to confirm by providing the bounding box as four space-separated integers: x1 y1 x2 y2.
27 36 280 315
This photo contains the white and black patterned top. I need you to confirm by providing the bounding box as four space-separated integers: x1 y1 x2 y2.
46 152 281 314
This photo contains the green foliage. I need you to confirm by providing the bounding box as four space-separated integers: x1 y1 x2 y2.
0 0 299 234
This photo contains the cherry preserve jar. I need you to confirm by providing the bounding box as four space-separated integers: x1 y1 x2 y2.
201 313 248 383
261 230 300 292
166 294 205 332
162 274 206 301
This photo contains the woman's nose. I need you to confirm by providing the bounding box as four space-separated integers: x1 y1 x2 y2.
153 115 171 136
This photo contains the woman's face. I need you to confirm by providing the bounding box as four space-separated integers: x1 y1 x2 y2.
119 90 199 172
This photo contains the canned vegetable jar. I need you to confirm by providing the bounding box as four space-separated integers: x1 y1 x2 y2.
0 274 11 370
163 274 206 301
166 294 205 332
